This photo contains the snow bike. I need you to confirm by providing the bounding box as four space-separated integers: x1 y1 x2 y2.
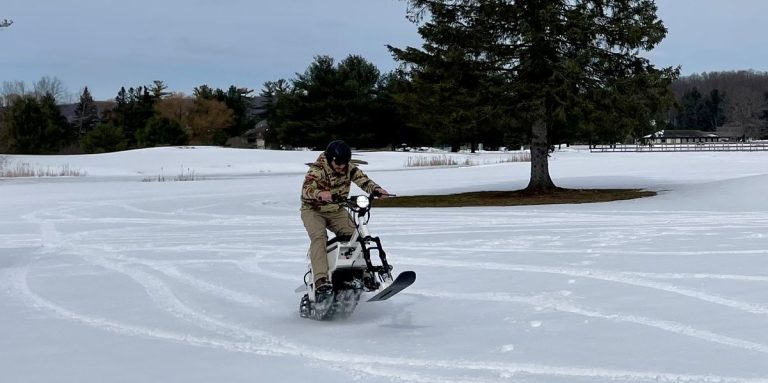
297 192 416 320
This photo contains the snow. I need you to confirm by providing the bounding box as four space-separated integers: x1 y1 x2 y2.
3 146 768 382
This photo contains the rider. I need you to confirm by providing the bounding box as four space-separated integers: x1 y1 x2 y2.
300 140 389 296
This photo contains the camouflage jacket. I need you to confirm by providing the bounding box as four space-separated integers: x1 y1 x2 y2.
301 154 380 212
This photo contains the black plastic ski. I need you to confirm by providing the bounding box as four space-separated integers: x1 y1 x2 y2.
367 271 416 302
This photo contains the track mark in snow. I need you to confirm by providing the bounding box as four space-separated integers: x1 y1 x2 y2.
13 189 768 382
235 257 302 282
78 251 273 308
406 257 768 316
411 289 768 354
7 267 768 383
144 262 270 308
78 252 282 344
0 234 40 249
392 244 768 257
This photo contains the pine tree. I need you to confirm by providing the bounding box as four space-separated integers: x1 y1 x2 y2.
392 0 678 191
1 93 68 153
704 89 726 131
2 96 47 153
81 122 127 154
38 92 68 152
136 115 188 147
149 80 171 99
108 86 157 148
73 87 99 138
265 55 395 149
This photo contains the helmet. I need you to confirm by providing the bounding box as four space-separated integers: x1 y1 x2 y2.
325 140 352 165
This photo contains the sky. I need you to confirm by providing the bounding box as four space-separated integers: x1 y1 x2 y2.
2 0 768 101
3 146 768 382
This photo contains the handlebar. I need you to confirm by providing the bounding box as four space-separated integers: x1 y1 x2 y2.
331 192 396 204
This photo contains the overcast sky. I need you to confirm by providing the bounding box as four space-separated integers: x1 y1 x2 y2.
2 0 767 101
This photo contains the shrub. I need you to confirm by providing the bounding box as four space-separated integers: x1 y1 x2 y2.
81 123 128 154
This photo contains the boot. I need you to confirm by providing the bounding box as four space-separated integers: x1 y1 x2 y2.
315 277 333 296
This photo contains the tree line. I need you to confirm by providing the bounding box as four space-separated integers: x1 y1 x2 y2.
4 56 768 158
0 79 256 154
666 70 768 139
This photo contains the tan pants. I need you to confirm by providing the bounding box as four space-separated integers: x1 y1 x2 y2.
301 208 356 284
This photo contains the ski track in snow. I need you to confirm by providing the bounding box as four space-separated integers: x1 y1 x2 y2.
400 258 768 315
5 197 768 382
6 267 768 383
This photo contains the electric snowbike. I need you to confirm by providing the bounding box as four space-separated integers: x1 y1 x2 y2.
297 192 416 320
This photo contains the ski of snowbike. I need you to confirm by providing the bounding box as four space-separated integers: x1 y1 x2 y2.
295 271 416 302
366 271 416 302
300 271 416 321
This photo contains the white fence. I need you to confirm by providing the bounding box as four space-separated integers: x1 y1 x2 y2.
590 142 768 153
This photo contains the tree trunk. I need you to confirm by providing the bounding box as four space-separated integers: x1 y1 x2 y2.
525 118 557 192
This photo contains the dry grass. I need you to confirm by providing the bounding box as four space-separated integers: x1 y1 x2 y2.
405 152 531 167
142 167 199 182
406 155 467 167
374 188 656 208
0 156 86 177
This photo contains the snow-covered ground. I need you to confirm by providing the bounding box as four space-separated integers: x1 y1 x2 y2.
2 146 768 383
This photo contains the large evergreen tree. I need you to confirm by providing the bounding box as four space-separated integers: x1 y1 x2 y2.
136 115 188 147
374 71 424 149
392 0 677 191
81 122 128 154
265 55 401 149
1 93 68 154
2 96 48 153
389 41 504 152
259 79 292 147
575 70 675 145
108 86 157 148
39 92 69 151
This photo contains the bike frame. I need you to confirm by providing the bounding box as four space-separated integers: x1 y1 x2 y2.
325 196 392 282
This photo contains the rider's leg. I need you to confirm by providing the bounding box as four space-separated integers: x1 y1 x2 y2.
301 209 329 285
326 208 356 237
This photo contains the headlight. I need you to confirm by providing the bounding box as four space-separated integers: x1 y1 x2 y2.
355 195 370 209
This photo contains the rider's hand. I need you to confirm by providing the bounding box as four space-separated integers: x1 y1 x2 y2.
317 191 332 202
375 187 390 198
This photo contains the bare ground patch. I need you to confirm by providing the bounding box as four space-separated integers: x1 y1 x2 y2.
374 188 656 208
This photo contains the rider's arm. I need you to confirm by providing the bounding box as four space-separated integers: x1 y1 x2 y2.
349 164 380 194
301 166 326 201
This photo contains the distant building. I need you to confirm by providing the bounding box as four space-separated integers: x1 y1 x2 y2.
226 120 267 149
642 130 726 144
